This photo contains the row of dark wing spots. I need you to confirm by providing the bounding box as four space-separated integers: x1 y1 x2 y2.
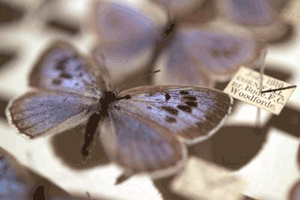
165 115 176 123
52 54 84 86
161 106 179 116
177 93 198 113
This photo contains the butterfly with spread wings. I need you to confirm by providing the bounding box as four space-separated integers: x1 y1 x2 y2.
6 41 233 179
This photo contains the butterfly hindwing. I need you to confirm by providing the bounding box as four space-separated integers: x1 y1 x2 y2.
100 109 187 178
114 85 233 144
6 91 98 138
175 27 263 77
223 0 277 25
29 41 110 98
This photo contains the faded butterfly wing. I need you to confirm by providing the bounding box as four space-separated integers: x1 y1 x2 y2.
220 0 290 42
6 41 233 179
91 0 168 85
154 21 266 87
0 147 33 200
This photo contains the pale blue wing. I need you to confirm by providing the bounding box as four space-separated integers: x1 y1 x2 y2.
223 0 278 25
165 27 264 86
0 148 32 200
91 1 167 79
100 110 187 178
29 41 110 98
115 85 233 145
92 1 163 58
6 91 97 138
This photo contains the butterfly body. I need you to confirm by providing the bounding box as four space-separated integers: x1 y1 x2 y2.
6 41 233 179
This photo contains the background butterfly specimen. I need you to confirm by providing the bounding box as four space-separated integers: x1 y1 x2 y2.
0 146 108 200
6 41 233 180
91 0 266 89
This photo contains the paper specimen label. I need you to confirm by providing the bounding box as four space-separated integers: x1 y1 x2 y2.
224 67 296 115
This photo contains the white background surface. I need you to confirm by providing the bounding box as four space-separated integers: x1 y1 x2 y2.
0 0 300 199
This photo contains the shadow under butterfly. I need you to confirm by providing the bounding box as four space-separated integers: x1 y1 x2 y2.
6 40 233 181
91 0 266 89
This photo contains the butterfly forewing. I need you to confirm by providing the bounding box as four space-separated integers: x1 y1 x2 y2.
114 85 233 144
29 41 110 98
100 109 187 178
6 91 98 138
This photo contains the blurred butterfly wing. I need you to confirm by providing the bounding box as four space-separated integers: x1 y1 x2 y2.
100 110 187 178
155 35 212 86
29 41 111 98
150 0 208 20
116 85 233 144
92 1 168 85
6 91 97 138
164 24 265 85
92 1 166 58
0 148 33 200
223 0 278 25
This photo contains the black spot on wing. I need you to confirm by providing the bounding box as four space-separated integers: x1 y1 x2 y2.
60 72 72 79
179 90 190 95
122 95 131 99
75 83 79 86
78 72 83 77
56 57 69 70
165 116 176 123
177 105 192 113
52 79 62 85
185 101 198 107
75 64 82 71
182 96 197 101
161 106 179 116
147 106 152 110
165 93 171 101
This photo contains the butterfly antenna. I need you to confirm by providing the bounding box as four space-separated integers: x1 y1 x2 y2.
116 70 161 93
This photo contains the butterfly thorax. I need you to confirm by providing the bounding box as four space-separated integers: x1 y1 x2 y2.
98 91 131 118
98 91 117 118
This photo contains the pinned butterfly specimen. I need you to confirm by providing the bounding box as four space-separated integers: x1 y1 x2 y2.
91 0 266 88
6 41 233 179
